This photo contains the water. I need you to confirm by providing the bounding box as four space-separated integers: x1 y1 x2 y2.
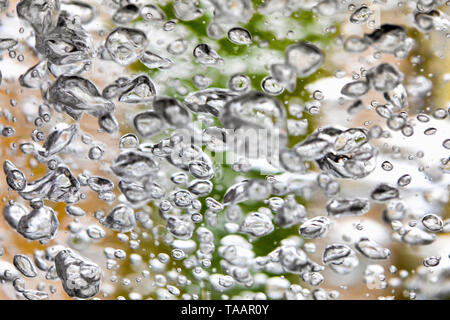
299 216 331 239
0 0 448 301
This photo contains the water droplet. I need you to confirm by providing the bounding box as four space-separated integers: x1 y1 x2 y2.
113 4 139 25
355 238 391 260
285 42 324 78
381 161 393 171
423 256 441 267
299 216 331 239
341 80 370 98
13 254 37 278
55 249 102 298
193 44 223 65
105 27 148 65
227 27 252 45
103 205 136 232
421 214 443 232
350 5 371 24
323 244 359 275
397 174 412 187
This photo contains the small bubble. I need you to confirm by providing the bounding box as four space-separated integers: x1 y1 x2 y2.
89 146 104 160
381 161 393 171
423 256 441 267
313 90 324 100
443 139 450 149
397 174 412 187
424 127 437 135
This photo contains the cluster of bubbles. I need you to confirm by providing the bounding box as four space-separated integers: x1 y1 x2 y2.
0 0 448 300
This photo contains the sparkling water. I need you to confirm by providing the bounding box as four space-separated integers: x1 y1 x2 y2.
0 0 449 300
